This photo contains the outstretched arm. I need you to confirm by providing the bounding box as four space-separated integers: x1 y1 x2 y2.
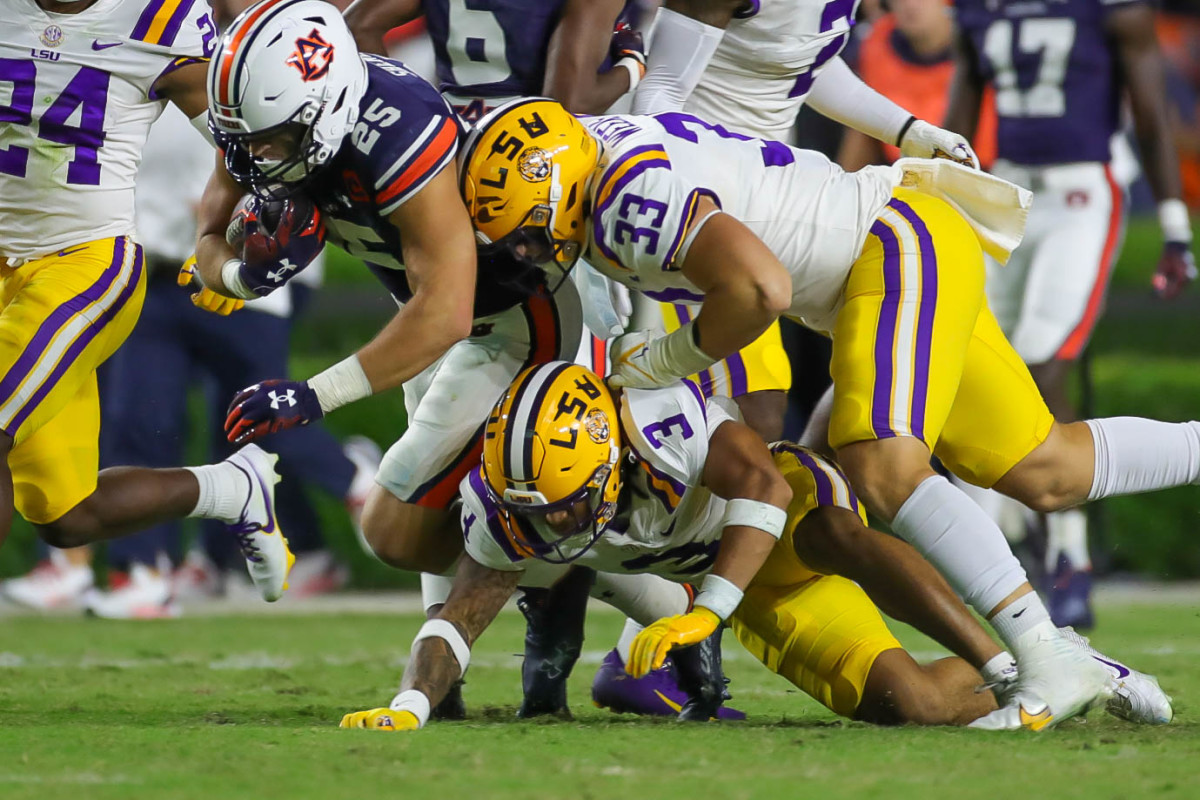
545 0 643 114
630 0 735 114
343 0 422 56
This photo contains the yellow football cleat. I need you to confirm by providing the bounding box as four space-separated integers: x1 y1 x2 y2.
339 708 420 731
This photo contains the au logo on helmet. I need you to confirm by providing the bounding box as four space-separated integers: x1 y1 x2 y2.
286 28 335 82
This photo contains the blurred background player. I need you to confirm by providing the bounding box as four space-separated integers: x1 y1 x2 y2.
0 0 292 606
944 0 1196 628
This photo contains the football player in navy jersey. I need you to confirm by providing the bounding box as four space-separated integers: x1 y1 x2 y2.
945 0 1196 628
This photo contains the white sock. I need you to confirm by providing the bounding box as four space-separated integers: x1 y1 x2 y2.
950 477 1028 544
891 475 1029 617
421 573 453 612
591 572 689 625
980 650 1018 686
184 463 250 524
989 590 1053 659
1087 418 1200 500
1045 508 1090 571
616 618 644 665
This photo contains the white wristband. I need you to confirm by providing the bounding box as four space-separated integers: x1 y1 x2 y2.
651 320 717 381
308 354 373 415
387 689 431 729
693 573 744 621
220 258 257 300
617 57 643 93
1158 199 1193 244
413 618 472 675
723 498 788 540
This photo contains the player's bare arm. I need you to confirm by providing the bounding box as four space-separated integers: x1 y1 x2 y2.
343 0 421 57
943 30 986 142
358 162 477 393
149 61 210 120
544 0 642 114
1107 2 1196 298
194 160 249 296
341 556 522 730
677 201 792 362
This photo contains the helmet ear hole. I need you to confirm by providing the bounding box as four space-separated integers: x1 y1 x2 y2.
564 184 578 212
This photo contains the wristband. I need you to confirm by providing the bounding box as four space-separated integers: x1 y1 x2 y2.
387 689 431 729
220 257 257 300
617 56 645 93
1158 199 1193 244
650 320 717 381
693 573 744 621
308 354 373 415
896 115 918 148
722 498 788 540
413 618 472 675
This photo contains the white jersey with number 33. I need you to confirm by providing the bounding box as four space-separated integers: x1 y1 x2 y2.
0 0 214 262
581 112 897 332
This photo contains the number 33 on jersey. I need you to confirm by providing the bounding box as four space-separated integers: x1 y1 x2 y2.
0 0 214 263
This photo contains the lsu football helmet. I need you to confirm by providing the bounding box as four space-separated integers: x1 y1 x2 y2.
208 0 367 197
460 99 602 293
482 362 622 563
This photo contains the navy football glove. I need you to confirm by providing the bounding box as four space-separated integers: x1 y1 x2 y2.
225 379 324 444
1152 241 1197 300
225 195 326 297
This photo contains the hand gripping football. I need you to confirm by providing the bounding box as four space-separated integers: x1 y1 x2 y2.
226 195 326 294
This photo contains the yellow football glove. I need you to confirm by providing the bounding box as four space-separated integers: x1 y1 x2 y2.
178 255 244 316
338 707 420 731
626 607 721 678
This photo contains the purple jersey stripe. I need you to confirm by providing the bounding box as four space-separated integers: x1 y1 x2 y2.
7 242 144 434
467 468 523 563
868 218 902 440
130 0 169 40
682 378 707 420
158 0 196 47
791 448 836 509
643 287 705 303
0 239 127 423
890 199 938 441
626 432 688 503
592 146 671 265
726 353 748 397
661 188 719 268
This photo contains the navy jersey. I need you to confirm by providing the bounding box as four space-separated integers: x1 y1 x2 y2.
306 55 527 316
955 0 1143 165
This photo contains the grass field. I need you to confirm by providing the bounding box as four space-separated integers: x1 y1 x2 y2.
1 597 1197 800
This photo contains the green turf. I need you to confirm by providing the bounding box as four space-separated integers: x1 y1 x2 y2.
0 601 1195 799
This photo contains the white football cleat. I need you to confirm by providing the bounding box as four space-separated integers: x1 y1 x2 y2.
1058 626 1173 725
224 444 294 602
970 625 1111 731
85 562 180 620
0 551 93 610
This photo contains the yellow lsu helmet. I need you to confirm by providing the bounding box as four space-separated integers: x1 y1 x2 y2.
460 98 601 293
482 361 622 563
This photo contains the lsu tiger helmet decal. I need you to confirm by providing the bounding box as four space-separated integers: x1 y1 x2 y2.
460 99 601 293
482 361 621 563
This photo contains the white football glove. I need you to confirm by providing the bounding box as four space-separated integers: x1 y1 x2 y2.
608 324 715 390
899 119 980 170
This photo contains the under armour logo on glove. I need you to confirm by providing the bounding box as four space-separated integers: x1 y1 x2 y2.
268 389 297 410
267 259 298 284
226 379 323 444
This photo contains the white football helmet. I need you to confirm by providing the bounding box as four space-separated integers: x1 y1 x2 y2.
208 0 367 196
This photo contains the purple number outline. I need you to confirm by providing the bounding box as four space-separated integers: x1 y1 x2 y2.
788 0 857 99
657 112 794 168
642 413 694 449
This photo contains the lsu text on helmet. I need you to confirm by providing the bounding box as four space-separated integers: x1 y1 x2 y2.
482 361 621 563
208 0 367 197
460 99 601 293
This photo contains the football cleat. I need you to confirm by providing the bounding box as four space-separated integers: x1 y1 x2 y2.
1058 626 1173 725
969 625 1110 731
1047 555 1095 630
224 444 294 602
84 562 180 620
0 551 93 610
591 649 746 720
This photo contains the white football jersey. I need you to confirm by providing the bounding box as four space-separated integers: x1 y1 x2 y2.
686 0 859 142
581 113 897 332
0 0 215 262
461 381 733 586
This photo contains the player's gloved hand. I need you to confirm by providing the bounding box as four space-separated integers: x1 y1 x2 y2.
339 708 420 731
225 379 324 444
626 607 720 679
223 195 326 298
899 119 980 170
610 21 646 78
177 255 245 316
1152 241 1197 300
608 324 715 390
